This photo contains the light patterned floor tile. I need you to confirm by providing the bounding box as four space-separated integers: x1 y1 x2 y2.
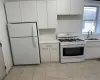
86 75 100 80
4 60 100 80
46 71 58 78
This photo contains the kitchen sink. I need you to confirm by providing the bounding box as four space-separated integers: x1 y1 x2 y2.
85 38 99 40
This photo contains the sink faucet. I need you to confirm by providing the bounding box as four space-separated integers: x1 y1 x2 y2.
87 30 93 39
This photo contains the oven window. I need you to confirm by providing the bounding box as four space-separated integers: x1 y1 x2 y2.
63 47 84 56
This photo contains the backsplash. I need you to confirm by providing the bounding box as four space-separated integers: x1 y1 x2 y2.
79 34 100 39
39 29 57 41
57 15 83 33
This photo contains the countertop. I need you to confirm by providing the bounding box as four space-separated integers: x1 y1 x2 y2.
39 40 59 44
39 39 100 44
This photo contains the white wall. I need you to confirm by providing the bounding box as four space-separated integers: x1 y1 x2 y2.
39 29 56 41
0 0 12 73
57 15 83 33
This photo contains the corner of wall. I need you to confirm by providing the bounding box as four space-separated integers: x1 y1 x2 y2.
0 0 13 73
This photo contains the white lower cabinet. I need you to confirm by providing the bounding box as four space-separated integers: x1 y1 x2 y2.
84 41 100 59
40 47 50 62
40 43 59 62
85 47 100 59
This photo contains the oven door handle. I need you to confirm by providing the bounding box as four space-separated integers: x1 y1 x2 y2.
61 45 85 48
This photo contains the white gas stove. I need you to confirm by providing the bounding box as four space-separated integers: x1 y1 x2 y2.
59 38 86 46
57 33 86 63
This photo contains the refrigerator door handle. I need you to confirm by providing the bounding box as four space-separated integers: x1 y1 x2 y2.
32 26 36 48
32 25 34 37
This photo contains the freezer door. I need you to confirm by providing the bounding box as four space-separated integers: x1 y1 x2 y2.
10 37 40 65
8 23 37 37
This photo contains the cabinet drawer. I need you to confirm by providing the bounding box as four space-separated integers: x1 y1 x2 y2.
40 43 59 48
51 43 59 49
40 44 49 48
85 41 100 47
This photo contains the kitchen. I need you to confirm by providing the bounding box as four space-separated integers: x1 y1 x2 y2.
0 0 100 80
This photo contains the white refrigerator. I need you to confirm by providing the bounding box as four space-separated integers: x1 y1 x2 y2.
8 23 40 65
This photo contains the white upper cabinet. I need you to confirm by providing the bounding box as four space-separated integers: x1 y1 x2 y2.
57 0 70 15
57 0 84 15
37 0 48 29
47 0 57 28
5 0 57 29
20 1 37 22
37 0 57 29
5 1 37 23
70 0 84 15
5 2 22 23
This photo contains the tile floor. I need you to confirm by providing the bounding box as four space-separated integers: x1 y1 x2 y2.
4 60 100 80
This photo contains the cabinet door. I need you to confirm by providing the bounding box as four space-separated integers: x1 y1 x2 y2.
40 44 50 62
47 0 57 28
5 2 22 23
37 0 47 29
85 46 100 59
57 0 70 15
20 1 37 22
70 0 84 15
50 44 59 62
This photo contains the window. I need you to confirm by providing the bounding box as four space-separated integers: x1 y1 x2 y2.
82 7 98 33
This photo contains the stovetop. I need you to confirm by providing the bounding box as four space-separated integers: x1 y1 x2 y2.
59 38 84 42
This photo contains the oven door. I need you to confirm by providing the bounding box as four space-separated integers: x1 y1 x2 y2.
61 45 84 58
